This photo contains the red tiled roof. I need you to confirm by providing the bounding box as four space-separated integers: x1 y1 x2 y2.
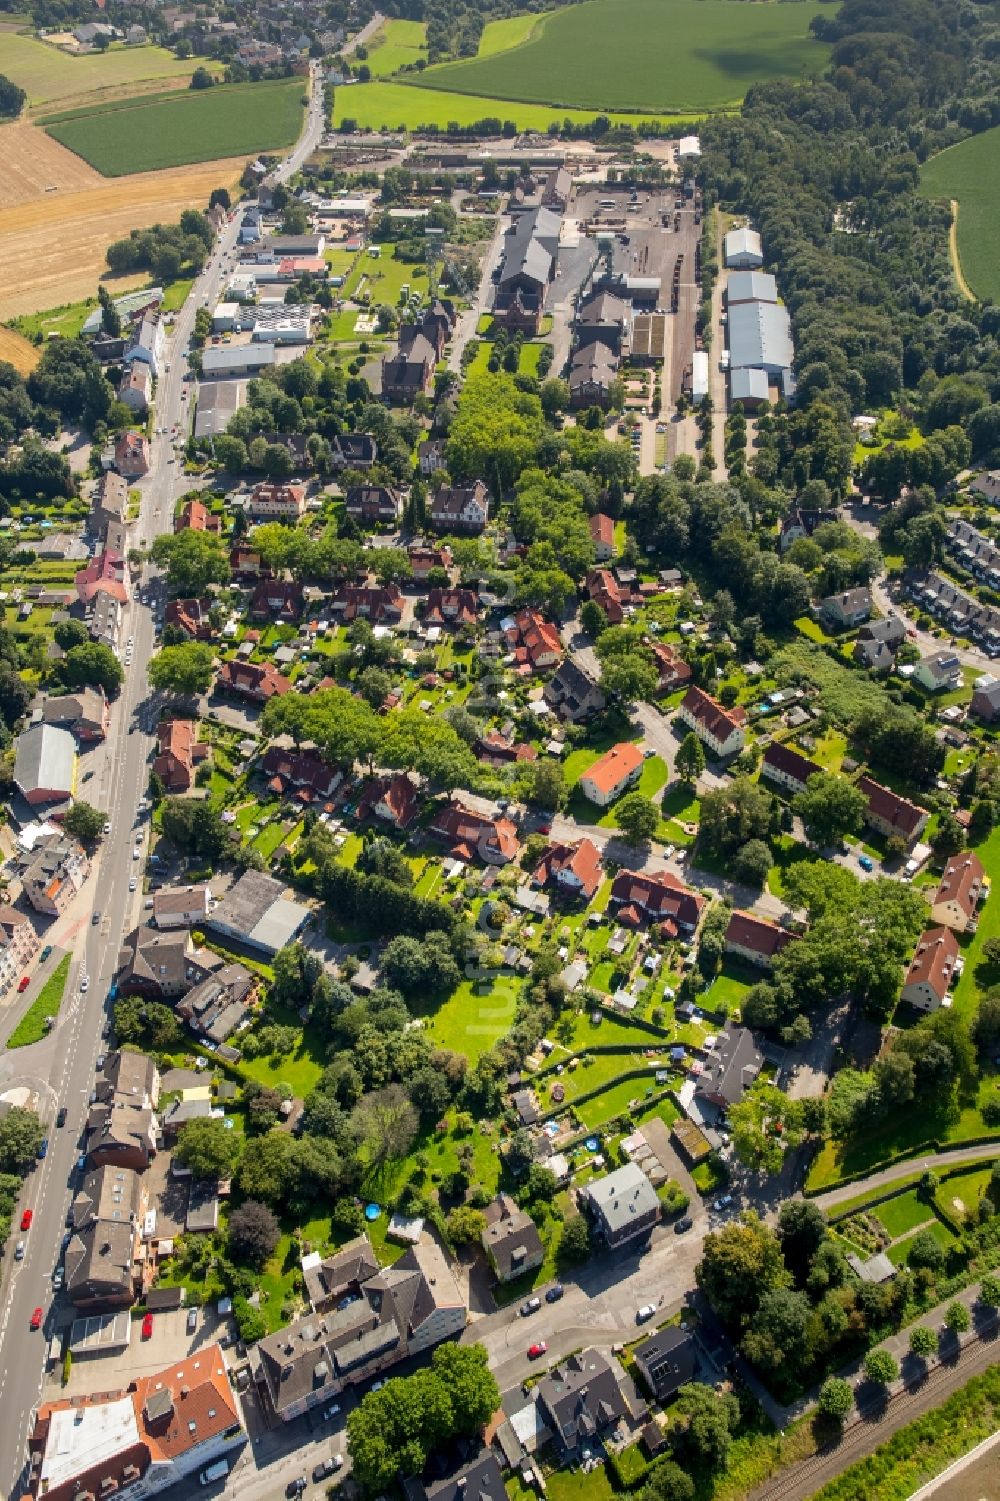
680 684 745 742
532 837 603 898
610 869 703 929
725 909 793 959
857 775 927 837
904 926 959 999
761 741 821 788
933 851 986 922
580 741 643 797
590 513 614 547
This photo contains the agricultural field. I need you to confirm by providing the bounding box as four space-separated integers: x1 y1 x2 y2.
0 120 101 209
332 79 686 133
364 18 428 76
0 154 245 319
0 326 40 374
920 124 1000 302
0 28 212 111
415 0 831 114
43 77 306 176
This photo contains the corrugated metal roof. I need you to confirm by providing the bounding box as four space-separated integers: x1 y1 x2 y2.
727 299 793 373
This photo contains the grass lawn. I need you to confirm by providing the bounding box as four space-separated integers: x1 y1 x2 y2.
331 78 684 132
887 1217 955 1266
346 245 434 308
423 976 520 1063
702 962 754 1018
160 278 194 312
464 340 547 378
576 1079 677 1131
417 0 830 114
920 123 1000 302
11 297 95 341
44 76 305 174
239 1015 327 1099
365 18 428 75
0 31 214 108
793 614 829 644
766 836 816 899
874 1189 935 1239
935 1164 997 1221
6 955 71 1048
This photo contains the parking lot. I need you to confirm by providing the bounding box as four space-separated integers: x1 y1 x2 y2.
55 1303 236 1398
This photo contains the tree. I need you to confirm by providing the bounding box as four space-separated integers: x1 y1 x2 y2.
151 530 230 596
191 65 215 89
209 187 231 211
160 798 230 862
601 652 658 704
60 642 123 697
350 1085 417 1172
742 1285 812 1378
113 996 181 1051
357 666 393 709
794 773 867 848
696 1213 789 1329
945 1300 971 1333
175 1117 242 1180
676 732 705 787
382 933 460 1000
558 1214 591 1266
524 757 565 812
446 1205 487 1244
233 1296 267 1344
0 1107 43 1173
699 777 774 856
978 1274 1000 1312
670 1383 740 1471
148 643 215 697
906 1228 945 1271
731 838 773 888
777 1200 828 1285
63 801 105 845
236 1130 295 1207
54 619 88 651
863 1349 898 1386
227 1199 280 1269
909 1324 937 1357
430 1343 500 1432
615 792 659 845
0 72 27 120
729 1083 804 1175
580 599 608 637
817 1376 853 1420
641 1462 695 1501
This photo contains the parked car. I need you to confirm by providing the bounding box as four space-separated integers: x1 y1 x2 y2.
858 854 874 872
30 1306 43 1331
141 1313 154 1340
312 1458 343 1482
636 1304 656 1324
322 1403 342 1422
545 1284 564 1303
527 1341 547 1359
674 1216 694 1234
187 1308 198 1335
519 1297 541 1317
40 946 52 963
38 1139 48 1159
17 975 29 992
286 1479 306 1498
714 1194 734 1210
20 1209 32 1232
96 1055 105 1070
53 1267 64 1290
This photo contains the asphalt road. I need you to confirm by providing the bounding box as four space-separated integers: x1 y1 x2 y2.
0 69 325 1500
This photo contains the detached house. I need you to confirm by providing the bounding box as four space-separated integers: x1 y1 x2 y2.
677 685 746 758
408 543 451 581
39 686 110 742
430 480 489 534
262 746 342 803
649 639 692 694
901 926 959 1012
544 659 606 722
346 485 403 525
578 741 643 806
585 567 624 625
481 1194 544 1283
971 674 1000 724
930 851 988 933
724 910 793 969
165 597 214 641
531 838 603 902
507 607 563 671
429 801 520 864
114 431 150 478
819 588 871 631
176 498 221 534
535 1349 633 1454
609 870 704 937
583 1163 660 1249
694 1024 762 1110
217 659 292 703
589 512 615 561
857 775 928 847
153 719 210 793
356 772 420 829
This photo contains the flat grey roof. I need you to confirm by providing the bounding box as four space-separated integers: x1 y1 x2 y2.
201 344 275 376
727 271 776 304
194 379 245 438
730 367 770 402
14 724 75 796
727 299 793 373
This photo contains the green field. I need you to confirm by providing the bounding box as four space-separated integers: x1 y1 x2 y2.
920 125 1000 302
43 77 305 175
415 0 830 114
364 18 428 76
7 956 71 1049
0 30 216 108
332 78 688 132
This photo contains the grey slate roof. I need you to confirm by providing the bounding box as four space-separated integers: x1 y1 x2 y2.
14 724 75 797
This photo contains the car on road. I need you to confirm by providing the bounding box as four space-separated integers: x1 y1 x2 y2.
56 1108 66 1127
14 1240 24 1260
322 1403 342 1422
20 1209 32 1232
545 1284 564 1303
636 1304 656 1324
53 1267 63 1290
17 975 29 992
527 1341 547 1359
30 1306 43 1331
40 946 52 962
858 854 874 872
38 1139 48 1159
674 1215 694 1234
132 848 141 860
313 1458 343 1482
519 1297 541 1317
92 911 101 925
129 878 137 892
141 1313 154 1340
103 822 111 834
187 1308 198 1335
80 976 89 992
286 1478 306 1497
96 1054 105 1070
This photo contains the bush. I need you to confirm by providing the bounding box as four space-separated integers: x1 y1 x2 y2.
233 1294 268 1344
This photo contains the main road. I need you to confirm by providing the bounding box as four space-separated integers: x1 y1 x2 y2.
0 67 325 1500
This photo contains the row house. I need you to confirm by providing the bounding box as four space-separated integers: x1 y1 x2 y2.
857 775 928 847
929 850 988 933
905 569 1000 654
0 905 38 995
217 659 292 702
75 547 129 607
262 746 342 803
578 741 643 807
760 741 821 797
724 910 794 970
86 1050 160 1173
946 517 1000 588
21 836 90 918
531 838 603 902
66 1164 149 1312
609 869 704 937
346 484 403 525
176 961 257 1046
677 685 746 758
332 582 403 625
153 719 210 793
114 430 150 478
429 800 520 864
423 587 479 628
901 926 959 1012
430 479 489 534
249 578 304 623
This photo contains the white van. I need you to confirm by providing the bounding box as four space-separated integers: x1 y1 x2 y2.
199 1460 230 1486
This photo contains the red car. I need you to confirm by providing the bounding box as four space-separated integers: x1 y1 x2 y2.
17 976 30 993
527 1341 547 1360
30 1307 43 1331
20 1209 32 1232
141 1313 153 1340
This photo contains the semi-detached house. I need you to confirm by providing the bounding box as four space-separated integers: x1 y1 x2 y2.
246 482 306 521
901 926 959 1012
531 838 603 902
857 775 928 846
930 850 988 933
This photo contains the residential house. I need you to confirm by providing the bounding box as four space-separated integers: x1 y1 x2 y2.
476 730 535 766
969 470 1000 505
724 910 794 969
424 587 479 628
114 431 150 478
246 482 306 521
262 746 342 803
177 961 256 1045
633 1327 696 1402
66 1165 148 1311
481 1193 544 1283
819 588 872 631
332 582 403 624
430 480 489 534
0 905 39 995
122 314 165 378
408 543 451 582
230 545 267 581
760 741 820 797
38 687 109 742
694 1024 763 1111
429 801 520 864
86 1050 160 1172
582 1162 660 1248
531 838 603 903
153 719 210 793
677 685 746 758
971 674 1000 723
88 589 123 652
585 567 624 625
914 650 962 693
24 1346 243 1501
75 548 129 607
609 870 704 937
535 1348 633 1453
206 869 309 958
13 725 76 806
404 1452 505 1501
930 851 987 933
356 772 420 829
117 927 214 1000
119 363 152 414
21 835 89 916
217 659 293 702
345 485 403 525
153 884 211 930
857 775 929 846
544 659 606 722
89 471 127 540
332 433 377 469
254 1236 466 1422
649 639 692 695
568 340 618 408
578 742 643 806
853 617 906 673
507 607 563 671
165 597 214 640
176 498 221 534
901 926 959 1012
248 578 304 623
416 438 445 476
778 505 838 553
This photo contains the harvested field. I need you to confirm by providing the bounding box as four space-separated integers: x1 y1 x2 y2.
0 327 40 375
0 157 245 319
0 120 102 209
